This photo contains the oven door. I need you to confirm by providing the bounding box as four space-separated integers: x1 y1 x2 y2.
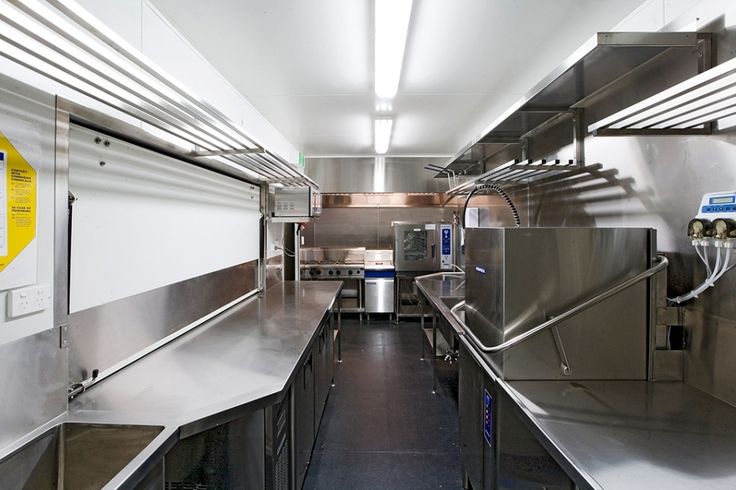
393 223 439 272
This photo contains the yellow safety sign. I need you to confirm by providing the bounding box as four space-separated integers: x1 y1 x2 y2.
0 132 36 273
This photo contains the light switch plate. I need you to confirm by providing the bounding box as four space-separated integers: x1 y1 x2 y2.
7 284 51 318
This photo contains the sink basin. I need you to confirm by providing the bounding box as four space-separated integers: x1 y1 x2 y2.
0 423 163 489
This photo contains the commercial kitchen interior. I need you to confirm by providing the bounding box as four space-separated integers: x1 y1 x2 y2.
3 0 736 489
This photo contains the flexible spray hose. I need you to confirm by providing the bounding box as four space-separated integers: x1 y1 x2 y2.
462 182 521 228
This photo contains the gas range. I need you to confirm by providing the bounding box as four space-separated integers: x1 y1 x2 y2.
300 263 365 279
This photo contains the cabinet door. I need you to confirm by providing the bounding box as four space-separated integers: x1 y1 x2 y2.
313 325 327 430
459 343 485 490
293 351 315 490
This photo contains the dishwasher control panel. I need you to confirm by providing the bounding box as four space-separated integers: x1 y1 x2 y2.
696 190 736 219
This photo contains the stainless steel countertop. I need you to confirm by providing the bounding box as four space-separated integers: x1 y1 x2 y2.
505 379 736 490
62 280 341 488
420 278 736 489
414 272 465 334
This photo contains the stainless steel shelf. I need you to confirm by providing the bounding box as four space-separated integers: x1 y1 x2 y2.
447 158 593 196
437 31 701 177
0 1 315 187
589 55 736 135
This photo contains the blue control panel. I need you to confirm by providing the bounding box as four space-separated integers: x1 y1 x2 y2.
440 224 453 269
441 227 451 255
483 389 493 447
701 205 736 213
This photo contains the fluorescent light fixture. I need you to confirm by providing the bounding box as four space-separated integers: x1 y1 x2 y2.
374 118 393 154
375 98 393 113
374 0 413 99
373 156 386 192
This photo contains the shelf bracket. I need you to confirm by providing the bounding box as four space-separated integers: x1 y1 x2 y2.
572 108 585 166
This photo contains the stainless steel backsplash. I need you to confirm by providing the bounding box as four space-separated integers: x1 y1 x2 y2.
0 330 67 451
68 260 258 386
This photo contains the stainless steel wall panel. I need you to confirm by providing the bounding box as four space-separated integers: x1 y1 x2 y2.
266 254 283 289
303 205 456 250
0 329 67 452
68 260 258 385
305 157 448 193
684 310 736 406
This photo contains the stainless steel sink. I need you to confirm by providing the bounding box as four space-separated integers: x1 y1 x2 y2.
0 422 163 489
440 296 464 308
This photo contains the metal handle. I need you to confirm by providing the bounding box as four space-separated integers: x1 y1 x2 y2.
431 243 436 258
450 255 668 354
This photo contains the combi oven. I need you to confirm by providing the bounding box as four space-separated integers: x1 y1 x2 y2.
392 222 454 272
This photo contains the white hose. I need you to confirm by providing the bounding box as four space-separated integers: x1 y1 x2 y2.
668 246 724 304
712 247 732 283
695 244 711 276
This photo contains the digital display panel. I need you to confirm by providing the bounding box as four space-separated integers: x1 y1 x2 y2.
709 196 735 205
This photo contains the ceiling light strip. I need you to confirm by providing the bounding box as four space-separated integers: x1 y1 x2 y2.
374 119 393 154
374 0 413 99
4 0 313 186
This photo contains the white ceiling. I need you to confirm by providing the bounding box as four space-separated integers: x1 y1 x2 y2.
147 0 644 157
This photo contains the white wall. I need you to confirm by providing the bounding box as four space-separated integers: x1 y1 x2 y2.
68 125 261 312
0 79 56 345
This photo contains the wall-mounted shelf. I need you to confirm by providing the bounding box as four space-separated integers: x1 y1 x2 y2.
0 1 315 188
589 55 736 135
447 158 594 196
436 32 704 178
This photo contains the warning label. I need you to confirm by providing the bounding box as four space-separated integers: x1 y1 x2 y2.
0 133 36 273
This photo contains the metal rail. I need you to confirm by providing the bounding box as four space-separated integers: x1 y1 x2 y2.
450 255 668 354
446 158 585 196
0 0 315 187
589 55 736 135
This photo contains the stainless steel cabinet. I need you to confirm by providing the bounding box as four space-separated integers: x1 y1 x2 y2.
293 351 315 490
459 343 493 490
313 320 334 429
459 343 574 489
365 273 395 314
292 317 335 489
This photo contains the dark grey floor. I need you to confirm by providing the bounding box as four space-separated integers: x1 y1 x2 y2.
303 317 463 490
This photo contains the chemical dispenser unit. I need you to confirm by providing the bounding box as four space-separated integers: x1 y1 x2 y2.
671 191 736 304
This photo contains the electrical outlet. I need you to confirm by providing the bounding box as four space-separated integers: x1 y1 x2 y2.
7 285 51 318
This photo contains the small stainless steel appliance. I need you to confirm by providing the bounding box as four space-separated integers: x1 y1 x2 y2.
272 186 321 220
393 222 454 272
364 250 395 316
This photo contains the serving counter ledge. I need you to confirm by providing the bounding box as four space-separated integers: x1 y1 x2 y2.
52 280 341 489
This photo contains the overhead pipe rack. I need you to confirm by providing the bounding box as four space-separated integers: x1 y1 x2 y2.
589 55 736 135
0 0 315 187
434 31 704 179
446 158 595 196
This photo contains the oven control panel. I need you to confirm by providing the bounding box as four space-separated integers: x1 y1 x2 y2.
440 223 453 270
